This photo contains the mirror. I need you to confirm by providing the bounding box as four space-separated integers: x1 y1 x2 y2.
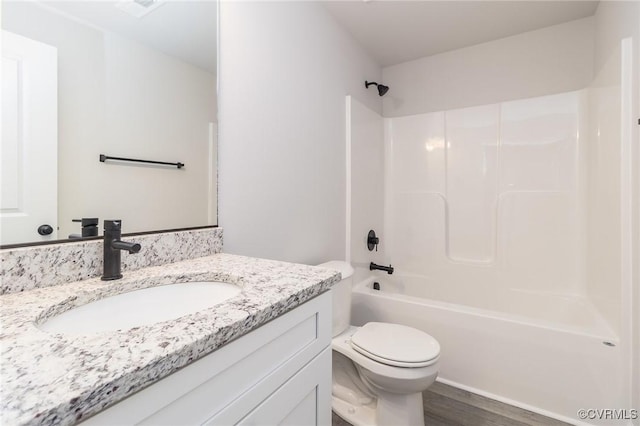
1 0 217 247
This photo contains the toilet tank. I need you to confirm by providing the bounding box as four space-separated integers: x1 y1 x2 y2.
317 261 354 337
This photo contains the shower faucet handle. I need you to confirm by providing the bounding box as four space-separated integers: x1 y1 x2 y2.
367 230 379 252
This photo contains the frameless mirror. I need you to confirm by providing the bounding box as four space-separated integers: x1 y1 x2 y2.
1 0 217 247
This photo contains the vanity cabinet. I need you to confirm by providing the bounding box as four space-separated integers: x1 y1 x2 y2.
83 292 332 425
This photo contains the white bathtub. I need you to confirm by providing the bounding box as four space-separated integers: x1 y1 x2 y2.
350 272 628 425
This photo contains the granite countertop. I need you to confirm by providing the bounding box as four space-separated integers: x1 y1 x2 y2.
0 253 340 425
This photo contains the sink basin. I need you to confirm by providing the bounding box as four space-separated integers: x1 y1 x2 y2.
38 282 241 334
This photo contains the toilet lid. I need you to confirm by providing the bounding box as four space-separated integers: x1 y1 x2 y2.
350 322 440 368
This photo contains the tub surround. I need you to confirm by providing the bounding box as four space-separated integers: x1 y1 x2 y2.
0 253 340 425
1 227 223 294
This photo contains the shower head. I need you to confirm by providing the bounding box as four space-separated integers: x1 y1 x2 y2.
365 81 390 97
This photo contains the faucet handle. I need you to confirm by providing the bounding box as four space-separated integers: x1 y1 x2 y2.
73 218 98 226
72 218 99 237
367 230 379 252
104 220 122 231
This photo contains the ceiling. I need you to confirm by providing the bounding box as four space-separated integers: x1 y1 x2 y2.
323 1 599 67
41 0 217 73
39 1 599 73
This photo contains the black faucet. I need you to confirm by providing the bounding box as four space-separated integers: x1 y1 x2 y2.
69 218 99 239
102 220 141 281
370 262 394 275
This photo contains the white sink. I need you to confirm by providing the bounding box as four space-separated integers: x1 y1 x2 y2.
38 282 241 334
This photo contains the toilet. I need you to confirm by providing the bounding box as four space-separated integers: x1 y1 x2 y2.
318 261 440 426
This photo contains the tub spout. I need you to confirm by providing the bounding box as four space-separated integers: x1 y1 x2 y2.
370 262 394 275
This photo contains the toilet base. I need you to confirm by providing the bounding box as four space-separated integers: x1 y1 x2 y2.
333 396 376 426
332 390 425 426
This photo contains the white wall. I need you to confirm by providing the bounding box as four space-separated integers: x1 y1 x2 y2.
382 17 594 117
2 2 217 239
218 1 381 264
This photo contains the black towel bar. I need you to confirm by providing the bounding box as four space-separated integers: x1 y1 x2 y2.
99 154 184 169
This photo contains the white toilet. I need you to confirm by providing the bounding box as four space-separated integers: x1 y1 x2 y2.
318 261 440 426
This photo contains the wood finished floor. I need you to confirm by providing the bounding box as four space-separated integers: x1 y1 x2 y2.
331 382 573 426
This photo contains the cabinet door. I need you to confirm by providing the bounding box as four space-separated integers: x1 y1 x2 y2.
232 347 331 426
82 292 332 425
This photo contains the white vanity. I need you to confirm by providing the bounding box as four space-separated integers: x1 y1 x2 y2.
0 245 339 426
84 292 332 425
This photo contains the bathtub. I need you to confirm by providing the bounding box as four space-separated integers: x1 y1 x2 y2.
350 271 628 425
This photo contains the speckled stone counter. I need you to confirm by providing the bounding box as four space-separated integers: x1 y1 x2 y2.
0 253 340 425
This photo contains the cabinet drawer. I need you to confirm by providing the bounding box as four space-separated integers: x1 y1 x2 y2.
83 291 331 425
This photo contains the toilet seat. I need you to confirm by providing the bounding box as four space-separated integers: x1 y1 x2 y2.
350 322 440 368
332 326 439 382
